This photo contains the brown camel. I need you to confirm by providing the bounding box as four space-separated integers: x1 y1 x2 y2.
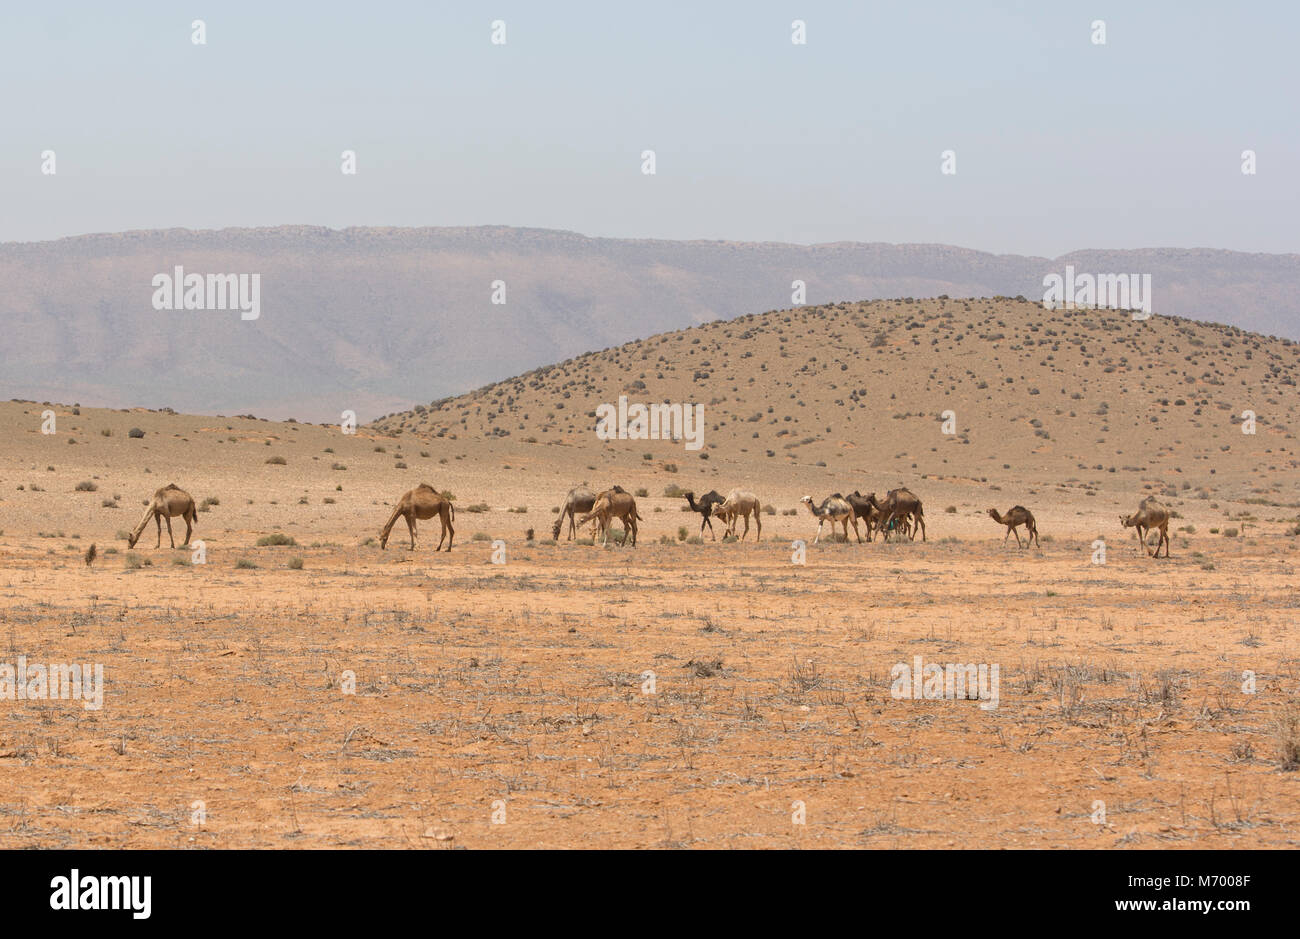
800 494 856 544
683 490 725 540
987 506 1039 548
577 488 642 546
847 491 882 542
1120 497 1170 558
127 484 198 549
380 483 455 551
713 489 763 541
552 485 598 540
868 488 926 542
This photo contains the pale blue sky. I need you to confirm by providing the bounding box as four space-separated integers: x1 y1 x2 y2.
2 1 1295 255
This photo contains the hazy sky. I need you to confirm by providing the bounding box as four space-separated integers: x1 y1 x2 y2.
3 1 1295 256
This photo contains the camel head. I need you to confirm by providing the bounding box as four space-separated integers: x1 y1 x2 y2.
987 508 1000 521
799 495 813 508
126 530 139 549
1119 514 1134 528
379 530 389 549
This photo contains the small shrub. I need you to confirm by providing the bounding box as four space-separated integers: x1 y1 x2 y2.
265 455 287 465
287 557 304 570
256 533 298 547
75 481 97 492
235 559 258 569
128 428 144 439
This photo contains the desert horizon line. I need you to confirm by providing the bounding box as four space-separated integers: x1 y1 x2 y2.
2 222 1295 261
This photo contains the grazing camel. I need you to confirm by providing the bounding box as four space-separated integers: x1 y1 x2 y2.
713 489 763 541
800 494 856 544
683 490 725 540
127 484 198 549
1120 498 1170 558
380 483 455 551
869 488 926 542
847 491 882 542
577 488 642 546
552 485 598 540
987 506 1039 548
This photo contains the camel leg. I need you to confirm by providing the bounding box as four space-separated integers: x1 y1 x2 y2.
754 512 761 542
849 515 862 545
703 515 713 541
741 513 750 542
813 519 822 545
1012 526 1022 548
183 515 193 547
406 515 417 550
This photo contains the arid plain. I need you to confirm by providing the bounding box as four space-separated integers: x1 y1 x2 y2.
1 298 1297 848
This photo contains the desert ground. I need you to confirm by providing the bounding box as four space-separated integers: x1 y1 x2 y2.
1 299 1297 848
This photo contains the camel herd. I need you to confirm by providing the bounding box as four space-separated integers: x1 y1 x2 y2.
120 482 1178 559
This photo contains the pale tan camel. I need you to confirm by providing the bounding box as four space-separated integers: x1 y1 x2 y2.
713 489 762 541
127 484 198 549
800 494 856 544
380 483 455 551
577 487 642 546
1120 497 1170 558
552 485 598 540
987 506 1039 548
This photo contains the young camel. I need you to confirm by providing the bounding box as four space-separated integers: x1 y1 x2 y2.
1120 498 1170 558
713 489 763 541
800 494 857 544
380 483 455 551
552 485 598 540
987 506 1039 548
683 490 725 540
577 488 642 546
127 484 198 549
869 488 926 542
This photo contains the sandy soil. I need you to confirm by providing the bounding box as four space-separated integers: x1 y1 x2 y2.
0 401 1296 848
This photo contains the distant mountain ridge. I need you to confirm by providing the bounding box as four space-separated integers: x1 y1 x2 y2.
2 225 1296 421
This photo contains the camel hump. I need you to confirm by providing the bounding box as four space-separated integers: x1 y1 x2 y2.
611 485 626 493
163 483 181 491
1012 505 1029 513
416 482 436 492
830 492 844 499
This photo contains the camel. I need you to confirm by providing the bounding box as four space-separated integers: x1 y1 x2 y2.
683 490 725 540
800 494 856 544
713 489 763 541
1120 497 1170 558
552 485 598 540
868 488 926 542
577 488 642 546
987 506 1039 548
127 484 198 549
847 491 882 542
380 483 455 551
